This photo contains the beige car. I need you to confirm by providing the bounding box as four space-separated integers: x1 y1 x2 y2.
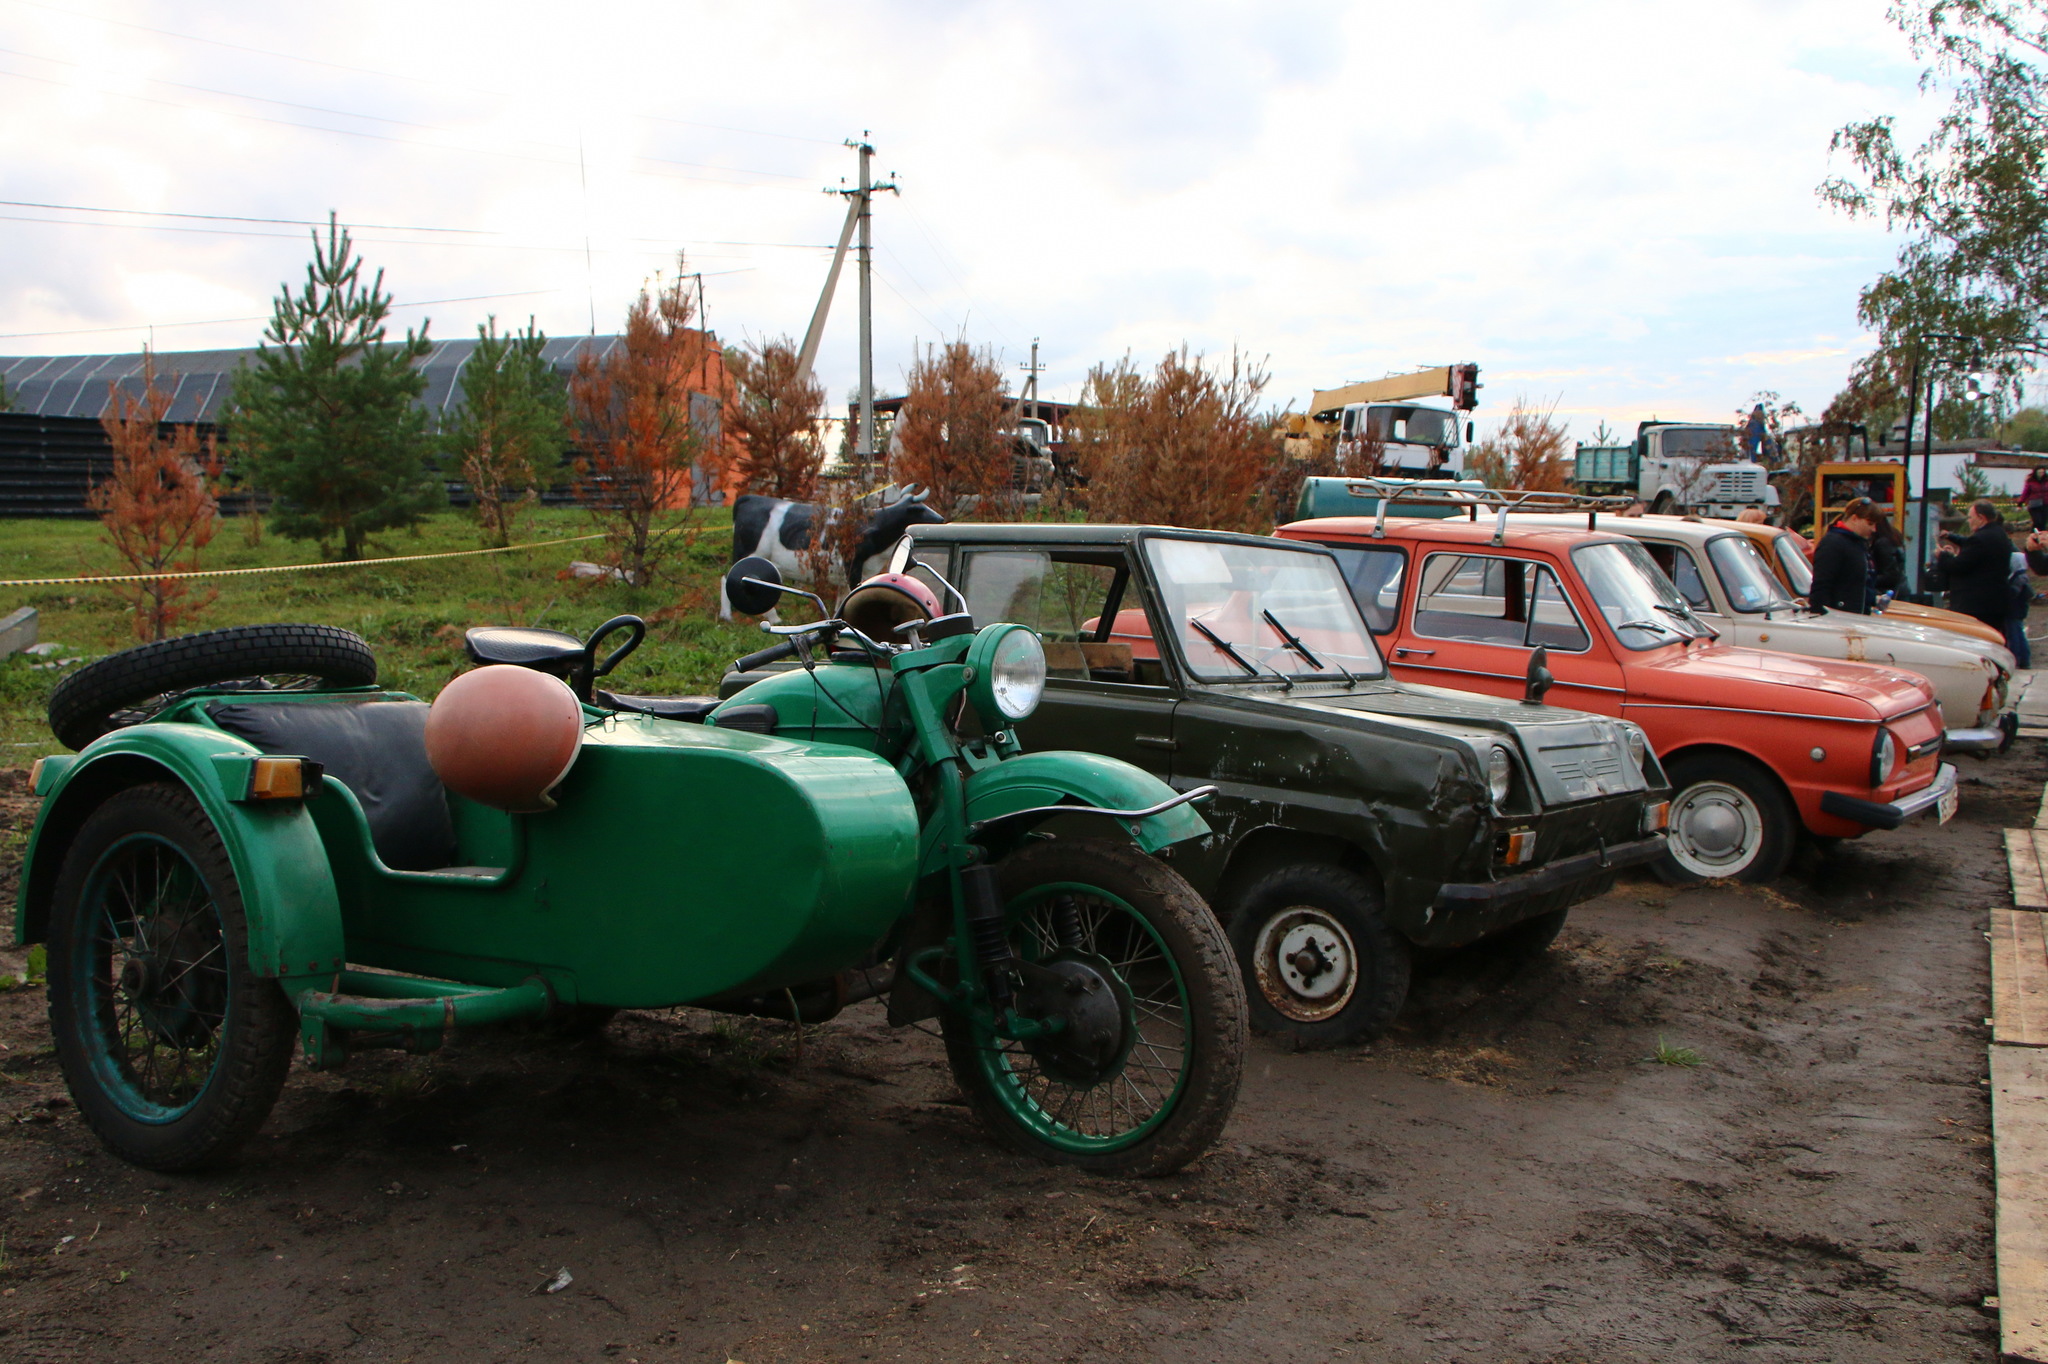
1722 518 2010 650
1509 513 2015 752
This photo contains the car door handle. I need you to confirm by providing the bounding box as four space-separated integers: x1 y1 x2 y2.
1393 647 1434 657
1135 735 1179 751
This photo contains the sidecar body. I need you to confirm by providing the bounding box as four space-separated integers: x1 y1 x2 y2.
18 686 921 1060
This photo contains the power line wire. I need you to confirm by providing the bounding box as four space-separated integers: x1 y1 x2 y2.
0 63 814 192
2 0 843 147
0 199 839 251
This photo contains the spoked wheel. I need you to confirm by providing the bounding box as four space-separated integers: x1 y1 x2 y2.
47 784 296 1171
942 838 1245 1176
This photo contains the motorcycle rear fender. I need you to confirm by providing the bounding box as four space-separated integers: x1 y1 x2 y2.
17 724 345 991
951 750 1209 867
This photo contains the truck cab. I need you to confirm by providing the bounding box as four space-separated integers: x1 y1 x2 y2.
1332 401 1468 478
1577 422 1779 517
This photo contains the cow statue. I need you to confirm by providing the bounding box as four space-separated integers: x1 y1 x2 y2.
720 485 947 620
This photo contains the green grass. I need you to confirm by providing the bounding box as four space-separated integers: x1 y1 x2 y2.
0 507 764 759
1649 1036 1704 1068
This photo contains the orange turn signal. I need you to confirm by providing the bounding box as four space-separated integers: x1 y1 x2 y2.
1502 830 1537 866
1645 801 1671 833
246 756 318 801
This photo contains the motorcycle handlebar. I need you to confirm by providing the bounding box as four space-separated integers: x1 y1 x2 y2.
734 639 800 673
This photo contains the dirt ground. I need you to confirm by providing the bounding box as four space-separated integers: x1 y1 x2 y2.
0 745 2029 1364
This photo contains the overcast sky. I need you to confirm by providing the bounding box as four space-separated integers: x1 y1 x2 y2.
0 0 1939 440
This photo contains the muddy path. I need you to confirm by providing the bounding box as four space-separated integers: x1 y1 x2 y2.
0 746 2028 1363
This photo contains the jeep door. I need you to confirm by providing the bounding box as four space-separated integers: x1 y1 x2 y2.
1389 548 1626 714
950 544 1179 778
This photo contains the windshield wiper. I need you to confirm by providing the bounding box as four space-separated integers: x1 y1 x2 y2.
1618 617 1682 639
1262 609 1357 688
1653 601 1718 641
1188 616 1261 679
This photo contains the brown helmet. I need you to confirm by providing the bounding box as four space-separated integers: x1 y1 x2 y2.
837 572 940 641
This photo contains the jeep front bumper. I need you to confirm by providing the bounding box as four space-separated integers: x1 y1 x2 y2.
1430 834 1669 913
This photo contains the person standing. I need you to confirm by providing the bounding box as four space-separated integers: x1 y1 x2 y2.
2023 465 2048 532
1809 497 1879 613
1933 498 2017 631
1869 509 1908 597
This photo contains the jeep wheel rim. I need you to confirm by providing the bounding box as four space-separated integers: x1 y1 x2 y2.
1253 907 1358 1023
1667 780 1762 879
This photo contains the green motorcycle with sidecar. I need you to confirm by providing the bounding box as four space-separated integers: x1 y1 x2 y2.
15 558 1246 1175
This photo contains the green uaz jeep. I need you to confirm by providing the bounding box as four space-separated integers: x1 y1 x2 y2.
884 524 1671 1047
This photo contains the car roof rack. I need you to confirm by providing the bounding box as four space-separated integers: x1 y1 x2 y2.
1336 478 1634 544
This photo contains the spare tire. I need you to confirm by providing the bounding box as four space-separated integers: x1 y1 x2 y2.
48 623 379 751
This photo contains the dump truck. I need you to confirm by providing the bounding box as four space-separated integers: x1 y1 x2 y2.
1573 421 1777 517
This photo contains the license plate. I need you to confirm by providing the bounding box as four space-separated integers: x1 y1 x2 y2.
1938 787 1958 824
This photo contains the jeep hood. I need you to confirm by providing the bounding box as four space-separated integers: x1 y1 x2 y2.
1287 682 1656 806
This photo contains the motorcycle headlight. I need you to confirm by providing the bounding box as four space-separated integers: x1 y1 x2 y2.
966 623 1047 723
1486 746 1513 808
1871 729 1896 788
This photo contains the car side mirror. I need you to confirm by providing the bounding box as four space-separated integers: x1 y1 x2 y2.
724 556 785 617
1523 646 1553 705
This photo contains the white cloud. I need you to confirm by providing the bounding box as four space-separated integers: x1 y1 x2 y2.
0 0 1937 440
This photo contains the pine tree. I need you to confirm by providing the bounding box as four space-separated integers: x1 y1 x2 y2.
228 214 441 559
443 317 567 546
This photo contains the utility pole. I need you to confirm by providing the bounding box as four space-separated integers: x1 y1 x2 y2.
1020 338 1043 427
852 137 897 466
798 137 895 467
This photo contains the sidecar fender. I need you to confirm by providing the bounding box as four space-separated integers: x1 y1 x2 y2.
18 725 345 989
953 751 1210 864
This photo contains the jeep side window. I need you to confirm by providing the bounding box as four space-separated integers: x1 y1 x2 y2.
1322 544 1406 634
1412 553 1589 652
959 549 1150 684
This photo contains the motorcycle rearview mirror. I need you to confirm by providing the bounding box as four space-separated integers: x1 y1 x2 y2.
725 557 786 616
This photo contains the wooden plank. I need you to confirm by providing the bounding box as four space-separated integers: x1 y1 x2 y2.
2037 782 2048 830
2011 829 2048 908
1995 908 2048 1047
1994 1046 2048 1361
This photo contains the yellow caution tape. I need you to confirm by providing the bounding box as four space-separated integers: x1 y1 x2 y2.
0 533 611 588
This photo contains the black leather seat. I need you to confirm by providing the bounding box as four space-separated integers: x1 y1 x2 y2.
464 626 585 680
594 691 722 722
207 698 457 872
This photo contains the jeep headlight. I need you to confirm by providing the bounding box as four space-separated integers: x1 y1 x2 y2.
1486 746 1513 808
1624 726 1647 774
967 623 1047 723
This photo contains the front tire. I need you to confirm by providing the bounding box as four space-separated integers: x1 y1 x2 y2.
1229 863 1411 1047
47 783 297 1171
1653 753 1796 884
942 838 1246 1177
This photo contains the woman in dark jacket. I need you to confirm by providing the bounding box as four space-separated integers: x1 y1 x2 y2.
1808 498 1878 613
1933 499 2016 628
1870 510 1907 596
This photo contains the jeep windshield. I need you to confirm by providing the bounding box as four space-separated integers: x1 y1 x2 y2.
1143 538 1387 683
1571 540 1709 650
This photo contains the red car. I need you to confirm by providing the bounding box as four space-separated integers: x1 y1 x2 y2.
1277 513 1956 882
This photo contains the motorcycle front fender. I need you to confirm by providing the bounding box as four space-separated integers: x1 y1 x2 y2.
18 724 345 993
950 750 1210 866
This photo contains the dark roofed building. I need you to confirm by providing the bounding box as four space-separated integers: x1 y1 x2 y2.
0 334 634 423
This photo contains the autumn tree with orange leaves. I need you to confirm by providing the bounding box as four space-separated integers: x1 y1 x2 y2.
1070 347 1279 532
92 359 222 640
892 341 1017 516
568 266 713 585
725 335 824 501
1465 399 1572 492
